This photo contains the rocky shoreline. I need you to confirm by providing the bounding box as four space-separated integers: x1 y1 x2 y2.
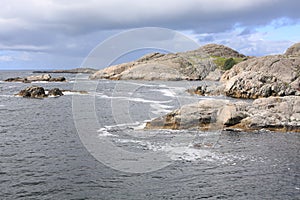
145 42 300 132
145 96 300 132
3 42 300 132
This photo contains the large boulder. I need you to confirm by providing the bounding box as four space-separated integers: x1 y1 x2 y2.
145 99 248 130
90 44 245 81
221 55 300 98
145 96 300 132
26 74 51 82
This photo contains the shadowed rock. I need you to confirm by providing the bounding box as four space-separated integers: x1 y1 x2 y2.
17 86 47 98
17 86 64 98
49 77 66 82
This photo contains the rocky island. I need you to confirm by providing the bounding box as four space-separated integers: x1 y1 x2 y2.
89 44 246 81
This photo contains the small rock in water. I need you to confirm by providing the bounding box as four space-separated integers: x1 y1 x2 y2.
17 86 47 98
48 88 64 97
17 86 64 98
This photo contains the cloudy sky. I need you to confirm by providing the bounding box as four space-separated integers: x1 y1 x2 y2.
0 0 300 70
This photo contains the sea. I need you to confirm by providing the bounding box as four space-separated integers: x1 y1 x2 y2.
0 70 299 199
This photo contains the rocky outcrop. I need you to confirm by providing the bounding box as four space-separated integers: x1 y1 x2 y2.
186 84 221 96
33 68 98 74
203 69 223 81
90 44 245 81
221 55 300 98
16 86 64 98
17 86 48 98
200 44 245 58
4 74 66 83
145 96 300 132
285 42 300 57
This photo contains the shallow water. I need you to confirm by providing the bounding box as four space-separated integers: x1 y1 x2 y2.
0 71 299 199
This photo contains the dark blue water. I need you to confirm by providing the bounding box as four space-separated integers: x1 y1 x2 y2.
0 71 299 199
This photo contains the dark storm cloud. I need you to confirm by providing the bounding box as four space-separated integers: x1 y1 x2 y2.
1 0 300 37
0 0 299 69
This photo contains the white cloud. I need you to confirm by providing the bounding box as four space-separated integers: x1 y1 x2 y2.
0 55 12 62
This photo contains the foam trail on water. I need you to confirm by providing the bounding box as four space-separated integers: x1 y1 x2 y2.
150 89 176 97
96 94 172 104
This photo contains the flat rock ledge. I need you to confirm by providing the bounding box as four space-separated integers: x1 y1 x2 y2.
5 74 66 83
145 96 300 132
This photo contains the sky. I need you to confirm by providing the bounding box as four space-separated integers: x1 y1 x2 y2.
0 0 300 70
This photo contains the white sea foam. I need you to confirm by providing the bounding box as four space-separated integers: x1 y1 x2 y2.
120 81 157 88
97 128 118 137
150 89 175 97
102 122 140 130
62 91 88 95
97 122 143 137
133 122 146 130
113 138 215 162
8 86 18 88
96 94 172 104
31 81 50 83
0 94 14 98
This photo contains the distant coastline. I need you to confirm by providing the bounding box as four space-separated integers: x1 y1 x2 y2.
32 67 97 74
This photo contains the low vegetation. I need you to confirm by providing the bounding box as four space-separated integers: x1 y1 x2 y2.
212 56 245 70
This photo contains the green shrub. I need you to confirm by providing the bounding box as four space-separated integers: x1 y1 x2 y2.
223 58 236 70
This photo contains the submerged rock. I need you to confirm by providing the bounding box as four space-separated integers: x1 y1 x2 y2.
49 76 66 82
145 96 300 132
4 77 25 82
